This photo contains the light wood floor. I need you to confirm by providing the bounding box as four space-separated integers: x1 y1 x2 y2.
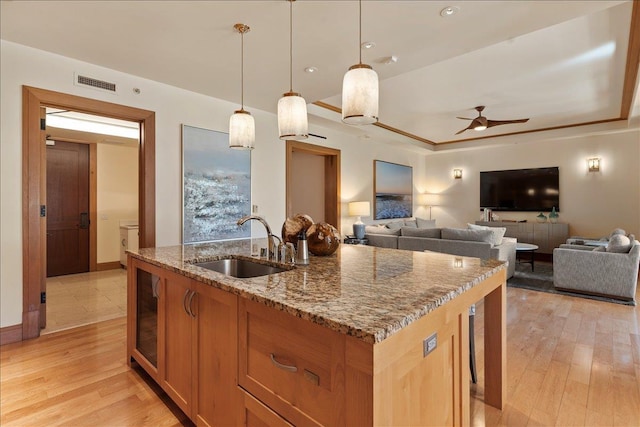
1 286 639 426
42 269 127 334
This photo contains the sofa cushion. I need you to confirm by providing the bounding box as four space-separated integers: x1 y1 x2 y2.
467 223 507 246
365 225 401 236
607 234 632 253
416 217 436 229
441 228 494 245
385 221 405 230
401 227 441 238
403 219 418 228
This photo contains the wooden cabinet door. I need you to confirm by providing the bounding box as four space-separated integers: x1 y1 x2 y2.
162 271 194 416
193 281 238 427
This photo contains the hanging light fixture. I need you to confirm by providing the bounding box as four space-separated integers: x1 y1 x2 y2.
342 0 378 125
229 23 255 149
278 0 308 140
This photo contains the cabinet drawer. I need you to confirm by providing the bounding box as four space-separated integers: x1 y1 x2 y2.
241 389 293 427
239 299 345 426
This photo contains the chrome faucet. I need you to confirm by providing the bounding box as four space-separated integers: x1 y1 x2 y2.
237 215 282 262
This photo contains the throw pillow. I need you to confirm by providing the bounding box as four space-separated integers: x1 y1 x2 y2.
610 228 626 238
416 218 436 229
401 227 442 238
385 221 404 230
606 234 632 253
403 219 418 228
441 228 494 245
365 225 401 236
593 246 606 252
467 223 507 246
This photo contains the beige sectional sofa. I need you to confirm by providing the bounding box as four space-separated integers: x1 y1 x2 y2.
365 222 516 279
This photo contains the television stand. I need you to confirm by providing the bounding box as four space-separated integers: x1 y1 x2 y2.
475 221 568 254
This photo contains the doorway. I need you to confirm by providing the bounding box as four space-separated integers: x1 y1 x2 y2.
285 140 341 229
22 86 156 340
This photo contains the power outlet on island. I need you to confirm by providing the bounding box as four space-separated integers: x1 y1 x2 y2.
423 333 437 357
252 204 258 214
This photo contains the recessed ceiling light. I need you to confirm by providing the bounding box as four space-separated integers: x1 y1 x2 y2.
361 41 376 49
383 55 398 64
304 66 318 73
440 6 459 17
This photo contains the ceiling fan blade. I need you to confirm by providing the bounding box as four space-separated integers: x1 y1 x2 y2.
456 116 474 120
486 118 529 128
455 124 473 135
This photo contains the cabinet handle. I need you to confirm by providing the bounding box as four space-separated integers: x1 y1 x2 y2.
187 290 196 318
151 277 160 299
182 289 190 315
270 353 297 373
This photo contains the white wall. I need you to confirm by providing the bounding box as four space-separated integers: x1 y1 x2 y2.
423 130 640 238
0 40 426 328
97 143 138 264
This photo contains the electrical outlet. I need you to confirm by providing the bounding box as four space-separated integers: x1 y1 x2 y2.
423 333 437 357
252 204 258 213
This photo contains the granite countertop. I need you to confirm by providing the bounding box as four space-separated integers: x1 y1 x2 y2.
128 240 506 344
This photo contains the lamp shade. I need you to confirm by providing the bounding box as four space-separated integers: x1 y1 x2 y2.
229 110 255 149
348 201 370 217
419 193 440 206
278 92 308 140
342 64 379 125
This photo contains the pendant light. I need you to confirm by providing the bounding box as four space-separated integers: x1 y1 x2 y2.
342 0 378 125
229 23 255 149
278 0 308 140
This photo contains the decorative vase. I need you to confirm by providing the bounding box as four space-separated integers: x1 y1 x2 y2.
281 214 314 245
536 212 547 223
306 222 340 256
549 207 559 224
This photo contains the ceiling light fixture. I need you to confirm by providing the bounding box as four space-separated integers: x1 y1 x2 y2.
229 23 255 149
278 0 308 141
342 0 379 125
440 6 459 17
304 66 318 73
361 41 376 49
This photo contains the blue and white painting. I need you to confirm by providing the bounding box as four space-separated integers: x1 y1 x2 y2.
182 125 251 243
374 160 413 220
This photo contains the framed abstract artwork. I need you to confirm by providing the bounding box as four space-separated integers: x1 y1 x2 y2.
182 125 251 243
374 160 413 220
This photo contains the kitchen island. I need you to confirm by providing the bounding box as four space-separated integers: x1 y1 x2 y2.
127 240 506 426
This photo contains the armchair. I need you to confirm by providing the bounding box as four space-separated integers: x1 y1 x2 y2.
553 242 639 303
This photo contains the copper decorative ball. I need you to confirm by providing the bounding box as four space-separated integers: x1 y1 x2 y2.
281 214 314 245
306 222 340 256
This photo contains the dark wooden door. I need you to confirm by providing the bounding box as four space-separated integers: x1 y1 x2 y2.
46 141 90 277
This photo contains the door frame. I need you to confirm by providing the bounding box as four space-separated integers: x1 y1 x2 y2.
22 85 156 340
285 140 341 230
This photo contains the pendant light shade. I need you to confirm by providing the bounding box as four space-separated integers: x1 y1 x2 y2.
229 109 255 149
229 23 255 150
278 0 308 140
342 0 378 125
278 92 308 139
342 64 378 125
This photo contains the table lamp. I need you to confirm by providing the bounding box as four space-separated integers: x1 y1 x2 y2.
348 201 370 239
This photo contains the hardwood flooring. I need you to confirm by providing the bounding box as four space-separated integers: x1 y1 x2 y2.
1 286 638 426
42 269 127 334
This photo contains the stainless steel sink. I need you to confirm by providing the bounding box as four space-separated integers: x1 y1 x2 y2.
194 258 290 278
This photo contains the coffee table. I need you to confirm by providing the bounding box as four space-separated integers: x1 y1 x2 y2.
516 243 539 271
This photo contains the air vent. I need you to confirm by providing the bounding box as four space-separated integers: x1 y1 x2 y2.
74 73 117 93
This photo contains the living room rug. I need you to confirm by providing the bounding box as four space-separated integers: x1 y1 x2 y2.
507 261 635 306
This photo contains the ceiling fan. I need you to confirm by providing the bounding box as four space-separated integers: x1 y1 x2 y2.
455 106 529 135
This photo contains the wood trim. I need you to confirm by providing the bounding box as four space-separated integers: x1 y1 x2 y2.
97 261 122 271
621 0 640 119
285 140 341 231
0 324 23 346
22 86 155 340
90 143 98 271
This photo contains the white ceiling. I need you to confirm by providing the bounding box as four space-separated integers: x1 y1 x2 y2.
2 1 638 150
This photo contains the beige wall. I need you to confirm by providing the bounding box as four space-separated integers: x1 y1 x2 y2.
422 130 640 238
291 151 326 223
97 143 138 263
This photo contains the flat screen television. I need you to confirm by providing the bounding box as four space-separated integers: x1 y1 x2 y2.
480 167 559 212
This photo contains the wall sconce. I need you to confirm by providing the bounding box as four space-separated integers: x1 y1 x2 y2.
453 169 463 179
588 158 600 172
